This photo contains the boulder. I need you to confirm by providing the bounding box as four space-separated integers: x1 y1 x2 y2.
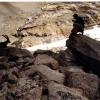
7 77 43 100
48 81 89 100
66 34 100 77
24 65 65 83
34 54 59 70
58 49 78 67
0 47 33 69
66 72 100 99
0 47 33 58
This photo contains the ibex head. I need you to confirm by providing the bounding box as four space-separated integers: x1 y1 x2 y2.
2 35 10 43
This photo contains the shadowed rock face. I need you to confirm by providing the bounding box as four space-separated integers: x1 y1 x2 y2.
66 34 100 77
0 46 100 99
0 46 33 70
0 47 33 57
66 72 100 99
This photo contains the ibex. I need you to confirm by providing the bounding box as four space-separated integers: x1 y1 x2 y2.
0 35 10 48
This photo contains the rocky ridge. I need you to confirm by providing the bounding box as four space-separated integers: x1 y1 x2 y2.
0 35 100 100
14 2 100 48
0 2 100 100
0 2 100 48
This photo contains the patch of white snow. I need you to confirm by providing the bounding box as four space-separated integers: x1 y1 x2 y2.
26 25 100 53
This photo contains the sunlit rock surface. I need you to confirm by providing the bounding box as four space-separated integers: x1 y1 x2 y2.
0 2 99 48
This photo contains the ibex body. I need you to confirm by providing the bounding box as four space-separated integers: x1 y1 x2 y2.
0 35 10 48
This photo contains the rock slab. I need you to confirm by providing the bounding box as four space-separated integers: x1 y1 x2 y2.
66 34 100 77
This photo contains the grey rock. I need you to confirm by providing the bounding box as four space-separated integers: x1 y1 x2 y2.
14 77 42 100
34 54 59 70
24 65 65 83
48 81 89 100
60 66 84 74
66 72 100 99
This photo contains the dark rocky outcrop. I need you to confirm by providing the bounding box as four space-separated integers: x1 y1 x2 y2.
58 49 78 67
0 35 100 99
66 72 100 99
0 47 33 67
0 47 33 57
66 34 100 77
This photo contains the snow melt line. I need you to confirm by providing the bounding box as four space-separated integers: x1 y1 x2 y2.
26 38 67 53
84 25 100 41
26 25 100 52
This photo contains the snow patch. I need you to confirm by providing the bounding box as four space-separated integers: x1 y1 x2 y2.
26 25 100 53
84 25 100 41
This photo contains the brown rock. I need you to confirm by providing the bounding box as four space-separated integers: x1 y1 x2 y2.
0 47 33 58
33 49 54 56
7 72 18 84
66 72 100 99
24 65 65 83
0 82 8 99
78 3 91 11
23 87 43 100
34 54 59 70
60 66 84 74
48 81 89 100
58 49 77 67
14 77 42 100
0 47 33 69
0 62 10 69
0 70 6 83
